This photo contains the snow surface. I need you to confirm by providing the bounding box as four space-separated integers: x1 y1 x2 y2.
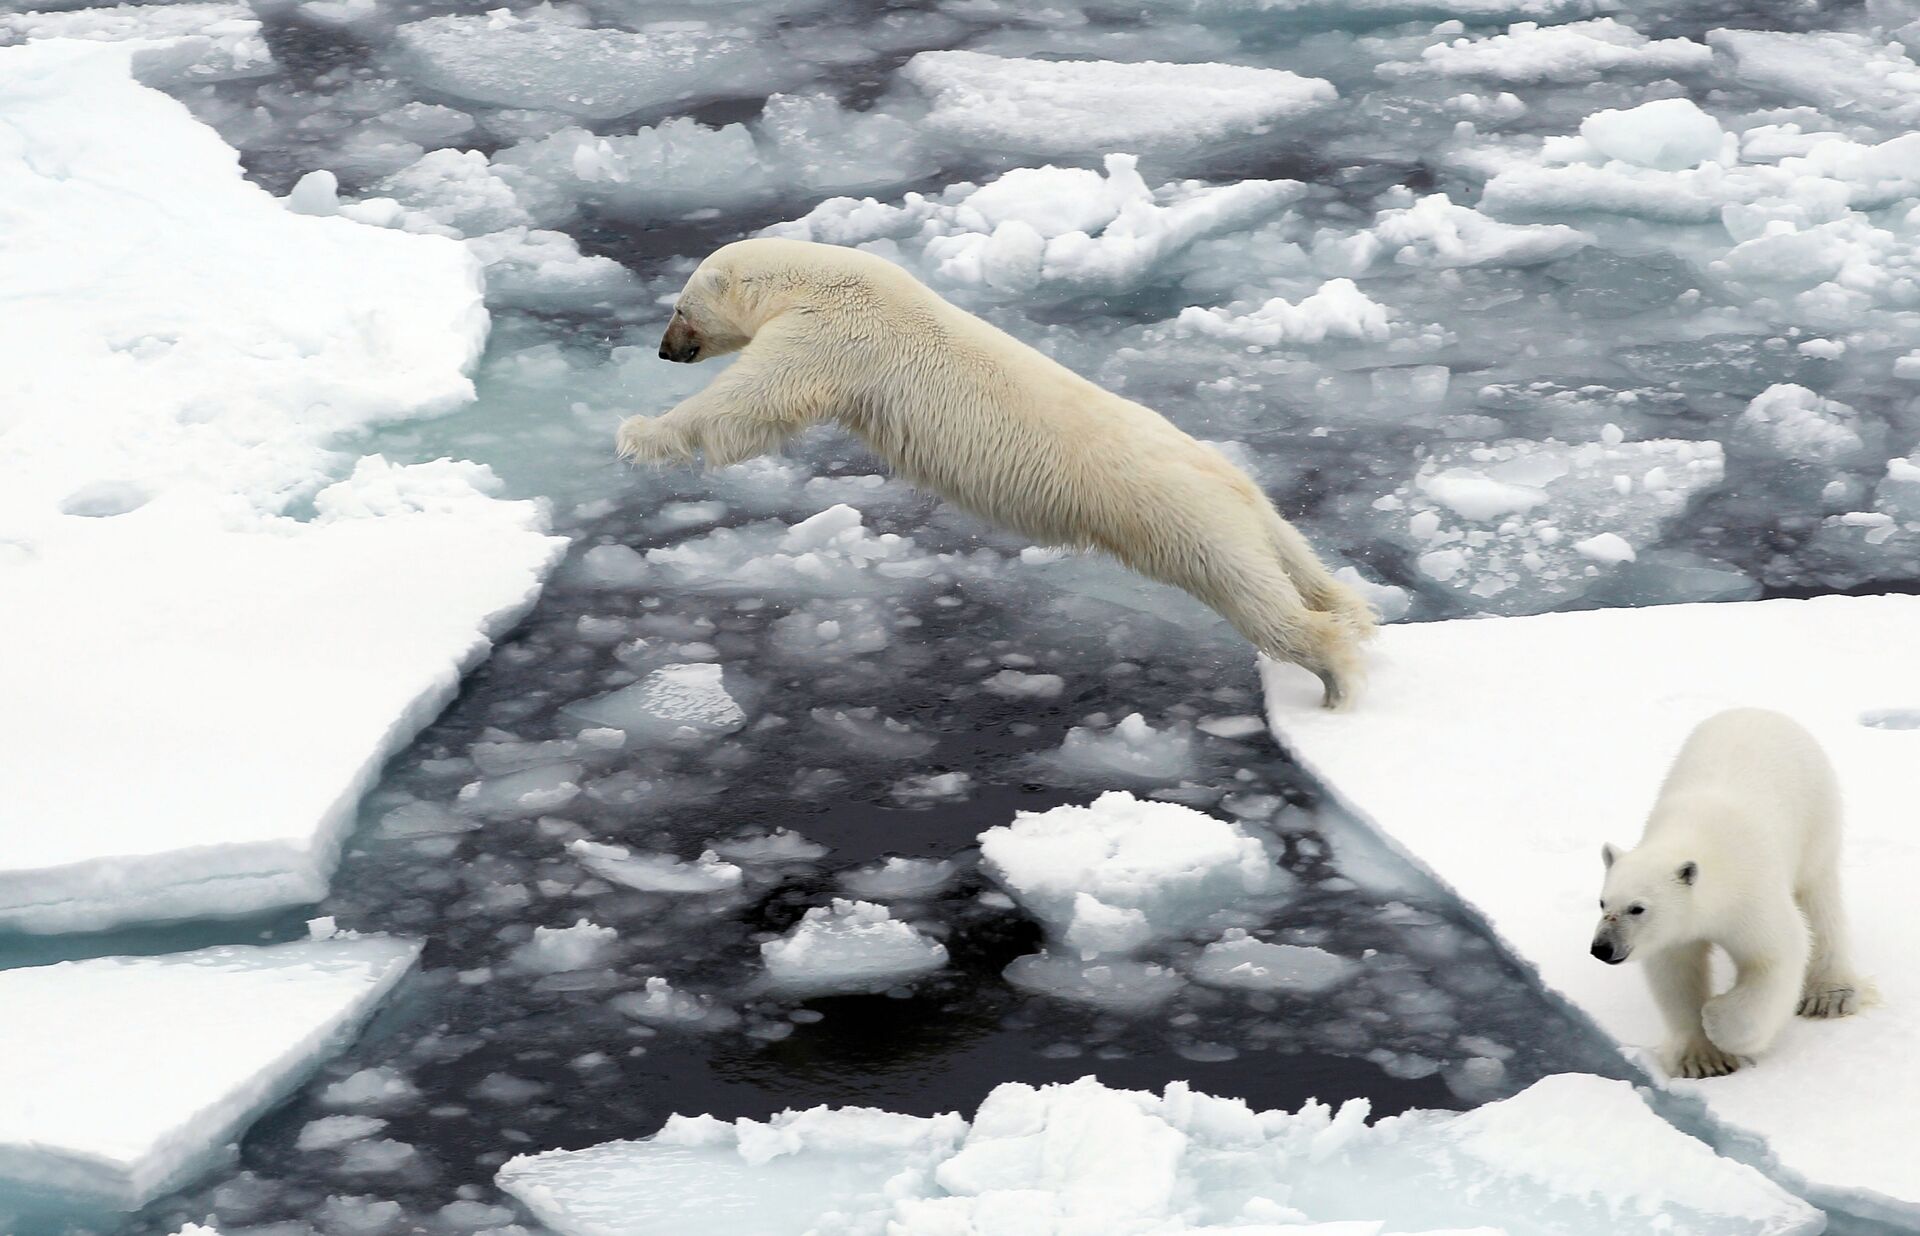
1265 596 1920 1221
0 937 419 1207
900 51 1335 156
499 1073 1816 1235
0 43 565 932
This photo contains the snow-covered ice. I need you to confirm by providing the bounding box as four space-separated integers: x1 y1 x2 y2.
0 43 564 932
900 51 1335 157
499 1073 1817 1235
563 663 748 740
0 4 272 85
0 937 418 1207
1265 596 1920 1220
759 899 949 993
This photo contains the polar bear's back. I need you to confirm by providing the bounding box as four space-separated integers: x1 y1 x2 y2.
1648 707 1841 872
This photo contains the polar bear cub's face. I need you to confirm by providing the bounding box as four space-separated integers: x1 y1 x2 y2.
1592 843 1698 964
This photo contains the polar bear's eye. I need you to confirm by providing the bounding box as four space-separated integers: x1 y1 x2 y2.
1628 905 1646 916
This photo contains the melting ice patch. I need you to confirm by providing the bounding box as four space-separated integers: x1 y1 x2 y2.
0 938 419 1208
499 1074 1817 1236
900 50 1335 157
1265 596 1920 1219
1379 428 1724 613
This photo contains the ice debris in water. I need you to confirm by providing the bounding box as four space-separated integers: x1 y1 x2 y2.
1040 712 1198 783
514 919 618 973
1736 384 1867 465
768 154 1303 296
570 840 745 894
839 857 958 901
612 977 739 1030
498 1074 1819 1236
563 662 747 739
899 51 1335 157
639 505 934 596
0 938 419 1207
1190 929 1358 994
980 790 1285 959
760 899 949 994
1380 430 1725 613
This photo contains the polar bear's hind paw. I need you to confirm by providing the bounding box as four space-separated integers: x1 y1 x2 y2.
1797 983 1860 1019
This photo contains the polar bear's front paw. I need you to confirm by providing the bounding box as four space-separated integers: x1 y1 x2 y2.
616 415 695 465
1669 1037 1742 1079
1798 982 1860 1019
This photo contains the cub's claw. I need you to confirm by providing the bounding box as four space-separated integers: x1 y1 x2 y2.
1670 1038 1742 1079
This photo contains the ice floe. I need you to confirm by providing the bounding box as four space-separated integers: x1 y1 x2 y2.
1265 595 1920 1219
0 43 564 931
1392 18 1711 84
0 937 418 1208
759 899 949 993
900 50 1335 157
499 1073 1817 1235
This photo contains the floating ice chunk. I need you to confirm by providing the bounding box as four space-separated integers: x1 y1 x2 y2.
982 669 1067 699
0 3 272 85
714 830 830 864
1736 383 1865 463
1041 713 1198 783
1400 18 1711 83
392 13 798 120
515 920 618 973
1709 28 1920 122
296 1113 387 1152
1580 99 1726 172
0 45 564 933
1191 930 1357 993
570 840 745 894
1385 434 1724 614
377 149 534 236
761 899 948 993
980 790 1283 957
840 857 959 901
504 1073 1815 1235
499 1106 966 1236
1370 194 1591 268
1171 278 1392 347
0 938 418 1207
892 771 974 802
564 663 747 741
770 154 1302 297
1264 595 1920 1211
1571 531 1636 564
456 761 583 820
320 1067 419 1112
612 977 738 1029
900 51 1334 157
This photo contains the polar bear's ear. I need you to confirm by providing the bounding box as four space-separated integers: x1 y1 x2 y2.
1601 843 1620 869
1676 861 1698 886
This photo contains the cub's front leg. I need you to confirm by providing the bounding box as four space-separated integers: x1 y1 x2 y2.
616 348 826 469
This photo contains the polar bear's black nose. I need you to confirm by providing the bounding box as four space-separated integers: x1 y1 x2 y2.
1591 940 1624 964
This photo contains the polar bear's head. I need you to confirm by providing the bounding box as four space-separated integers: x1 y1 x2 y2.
659 238 921 364
1592 842 1698 964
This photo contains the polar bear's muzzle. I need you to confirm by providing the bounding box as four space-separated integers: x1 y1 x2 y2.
1590 926 1629 964
659 316 702 363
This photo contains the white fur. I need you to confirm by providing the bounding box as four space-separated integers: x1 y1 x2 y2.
1595 708 1865 1079
617 238 1375 706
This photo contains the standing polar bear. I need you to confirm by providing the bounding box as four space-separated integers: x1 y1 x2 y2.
617 238 1375 706
1593 708 1867 1079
